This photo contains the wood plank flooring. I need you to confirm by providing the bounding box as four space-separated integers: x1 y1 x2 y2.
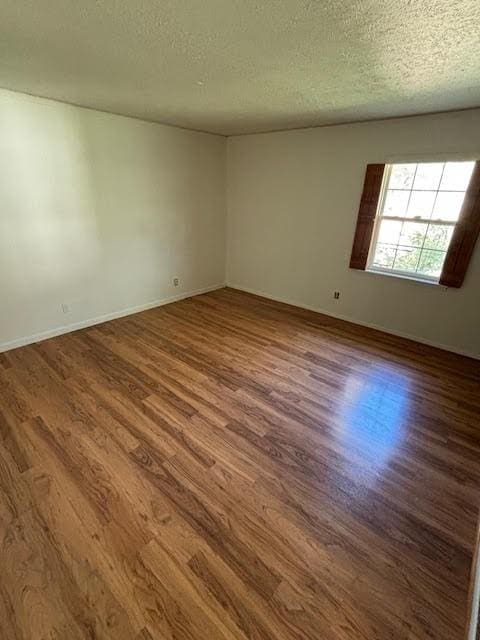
1 287 479 640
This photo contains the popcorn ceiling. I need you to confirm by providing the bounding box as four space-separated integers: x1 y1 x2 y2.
1 0 479 135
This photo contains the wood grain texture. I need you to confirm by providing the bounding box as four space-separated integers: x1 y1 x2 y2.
440 161 480 288
0 287 479 640
349 163 385 270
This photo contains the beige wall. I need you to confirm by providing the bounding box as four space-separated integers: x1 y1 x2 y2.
1 91 479 358
0 89 226 350
226 109 480 358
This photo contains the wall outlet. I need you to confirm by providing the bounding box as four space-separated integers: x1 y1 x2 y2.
61 303 71 314
173 278 179 287
333 291 340 300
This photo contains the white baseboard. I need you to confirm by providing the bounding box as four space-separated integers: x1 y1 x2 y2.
469 542 480 640
0 283 226 353
3 281 478 361
227 282 480 361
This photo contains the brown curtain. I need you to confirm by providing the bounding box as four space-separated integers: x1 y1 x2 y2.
349 164 385 270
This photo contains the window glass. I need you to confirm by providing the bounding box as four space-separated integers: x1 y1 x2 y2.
369 161 474 281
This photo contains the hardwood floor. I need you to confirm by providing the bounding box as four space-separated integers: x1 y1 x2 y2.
0 287 479 640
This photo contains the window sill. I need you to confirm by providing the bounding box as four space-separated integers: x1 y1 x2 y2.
365 267 441 286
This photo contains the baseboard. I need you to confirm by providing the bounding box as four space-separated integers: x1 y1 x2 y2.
468 562 480 640
4 281 478 361
0 283 226 353
467 518 480 640
226 282 480 361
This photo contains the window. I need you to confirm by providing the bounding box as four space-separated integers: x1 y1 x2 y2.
368 161 475 281
349 160 480 287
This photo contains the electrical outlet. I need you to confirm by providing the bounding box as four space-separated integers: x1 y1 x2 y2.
173 278 179 287
333 291 340 300
61 303 71 314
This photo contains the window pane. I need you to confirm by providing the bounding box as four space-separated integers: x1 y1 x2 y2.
417 249 445 278
412 163 443 190
424 224 454 251
389 164 416 189
393 247 421 272
372 243 396 268
383 190 410 216
372 161 470 280
399 221 428 247
378 219 402 244
406 190 435 219
432 191 465 221
439 161 475 191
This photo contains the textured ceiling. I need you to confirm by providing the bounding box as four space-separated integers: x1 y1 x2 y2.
1 0 480 135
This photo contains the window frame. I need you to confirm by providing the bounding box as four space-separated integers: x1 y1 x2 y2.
365 162 468 284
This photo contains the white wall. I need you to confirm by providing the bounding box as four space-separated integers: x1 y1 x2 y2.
0 89 226 350
226 110 480 358
2 91 479 358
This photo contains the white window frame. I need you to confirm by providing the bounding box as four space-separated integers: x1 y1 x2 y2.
366 163 461 284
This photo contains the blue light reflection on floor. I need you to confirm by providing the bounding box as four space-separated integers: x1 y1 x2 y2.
339 365 411 473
